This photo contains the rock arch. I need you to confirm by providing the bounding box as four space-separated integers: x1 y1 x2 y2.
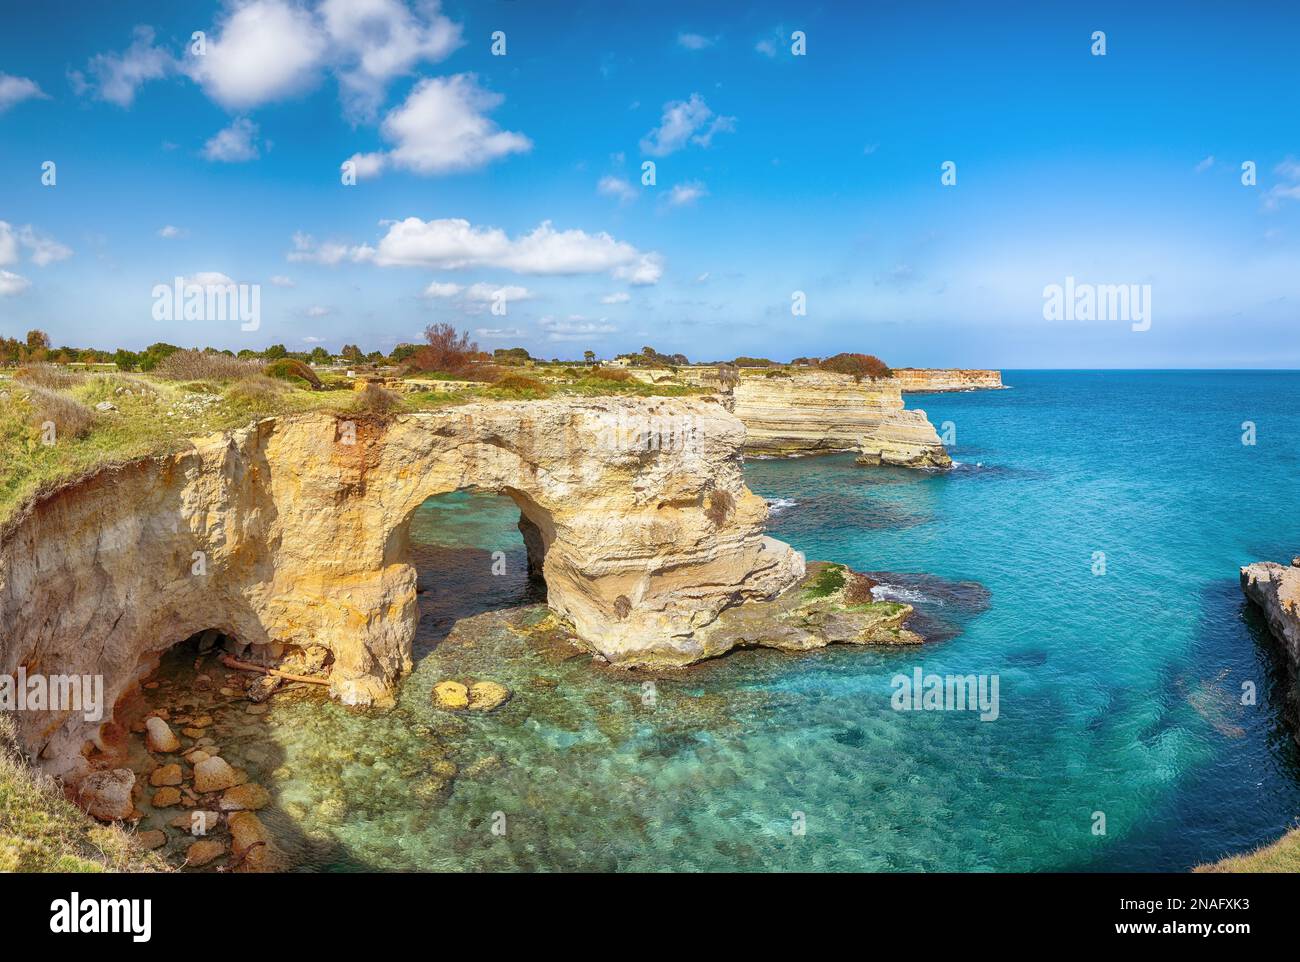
0 398 803 776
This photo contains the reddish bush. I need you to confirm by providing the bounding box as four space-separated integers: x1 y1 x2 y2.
817 353 892 381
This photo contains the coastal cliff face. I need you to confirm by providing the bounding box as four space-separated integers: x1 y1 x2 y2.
1241 560 1300 666
890 369 1005 392
731 373 951 468
0 397 806 776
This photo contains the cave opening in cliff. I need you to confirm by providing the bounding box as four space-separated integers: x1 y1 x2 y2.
408 487 549 650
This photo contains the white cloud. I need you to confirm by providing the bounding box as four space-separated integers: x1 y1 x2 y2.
157 225 187 239
1263 156 1300 210
287 231 372 265
183 271 237 287
0 270 30 296
601 291 631 304
203 117 261 162
320 0 463 120
347 74 530 176
639 93 735 156
0 222 72 267
305 305 331 317
464 282 530 302
474 327 525 339
361 217 662 283
423 281 462 297
0 72 48 113
597 175 637 203
0 223 19 265
74 26 174 107
667 181 708 206
540 315 617 341
863 143 879 156
18 226 73 266
677 32 715 50
187 0 329 110
613 253 665 286
1194 155 1214 173
755 39 777 57
269 274 295 287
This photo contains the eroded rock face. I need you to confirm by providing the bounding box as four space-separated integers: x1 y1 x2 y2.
731 373 951 468
890 368 1005 392
1241 560 1300 666
0 397 804 776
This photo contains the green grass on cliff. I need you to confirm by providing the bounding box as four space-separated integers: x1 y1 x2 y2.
1196 826 1300 872
0 716 165 873
0 368 707 530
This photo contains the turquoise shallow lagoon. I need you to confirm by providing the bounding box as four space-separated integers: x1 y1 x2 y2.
156 371 1300 871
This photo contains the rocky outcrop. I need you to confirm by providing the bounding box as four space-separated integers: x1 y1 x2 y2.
891 368 1005 392
1241 559 1300 666
0 397 807 777
730 372 951 468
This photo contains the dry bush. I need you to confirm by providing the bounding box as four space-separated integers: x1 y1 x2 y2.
407 323 478 375
351 382 402 415
587 366 632 382
490 373 551 395
817 353 892 381
15 364 83 390
22 385 95 438
156 349 260 382
223 374 288 409
263 357 322 389
704 489 734 526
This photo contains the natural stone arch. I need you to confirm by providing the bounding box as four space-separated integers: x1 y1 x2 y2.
0 398 804 778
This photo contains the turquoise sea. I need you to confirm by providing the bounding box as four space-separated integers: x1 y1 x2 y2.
160 371 1300 872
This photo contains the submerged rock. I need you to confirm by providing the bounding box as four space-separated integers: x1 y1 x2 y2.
136 829 167 850
193 756 241 793
149 763 182 787
151 787 182 808
468 681 512 712
186 838 227 867
219 783 270 811
432 680 470 710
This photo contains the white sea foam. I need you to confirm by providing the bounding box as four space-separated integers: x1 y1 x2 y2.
765 497 797 514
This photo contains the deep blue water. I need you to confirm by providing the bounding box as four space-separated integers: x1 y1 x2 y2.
746 371 1300 870
230 371 1300 871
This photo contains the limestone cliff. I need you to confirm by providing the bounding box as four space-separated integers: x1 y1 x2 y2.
891 369 1005 392
0 397 808 777
626 367 950 468
1241 559 1300 666
730 373 951 468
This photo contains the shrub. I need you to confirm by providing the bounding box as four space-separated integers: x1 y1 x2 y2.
15 364 83 390
586 366 632 382
764 368 792 378
223 375 288 411
817 353 892 381
489 374 552 397
21 385 95 439
407 323 478 375
263 358 322 389
351 382 402 415
155 349 260 382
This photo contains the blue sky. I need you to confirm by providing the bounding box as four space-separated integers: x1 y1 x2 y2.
1 0 1298 367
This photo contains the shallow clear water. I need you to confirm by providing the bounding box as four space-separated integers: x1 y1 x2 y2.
140 371 1300 871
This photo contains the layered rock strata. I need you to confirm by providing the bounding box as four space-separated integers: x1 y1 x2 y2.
890 368 1005 392
730 372 951 468
1241 559 1300 666
0 397 806 777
